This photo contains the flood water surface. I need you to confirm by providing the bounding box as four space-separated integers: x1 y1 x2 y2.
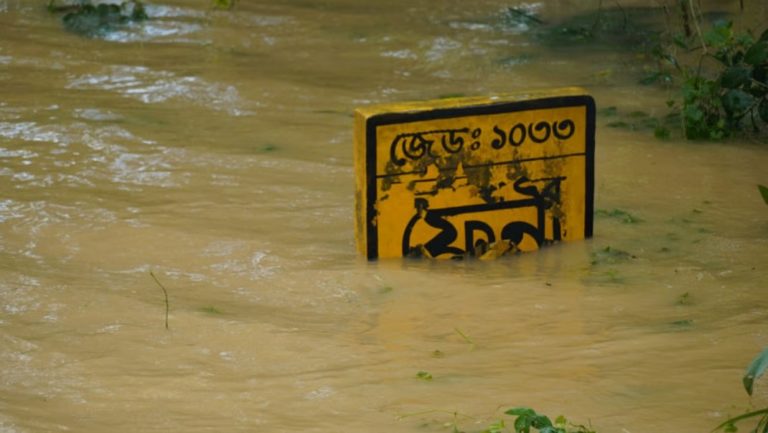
1 1 767 432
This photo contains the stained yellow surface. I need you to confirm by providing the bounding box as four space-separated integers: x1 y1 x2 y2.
354 88 595 259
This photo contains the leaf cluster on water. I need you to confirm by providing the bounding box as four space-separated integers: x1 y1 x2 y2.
485 408 595 433
48 0 148 37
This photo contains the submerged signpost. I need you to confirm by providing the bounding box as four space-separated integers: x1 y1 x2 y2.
354 88 595 260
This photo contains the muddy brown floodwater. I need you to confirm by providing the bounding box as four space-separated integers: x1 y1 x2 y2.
1 1 767 432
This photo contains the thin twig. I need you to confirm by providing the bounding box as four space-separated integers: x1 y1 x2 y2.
688 0 707 53
149 271 170 330
454 327 475 346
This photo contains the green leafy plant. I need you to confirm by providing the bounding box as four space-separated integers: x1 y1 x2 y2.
651 20 768 140
48 0 149 37
713 347 768 432
489 407 595 433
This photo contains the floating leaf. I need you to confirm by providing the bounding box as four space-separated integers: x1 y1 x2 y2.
743 347 768 396
759 185 768 206
594 208 642 223
198 305 223 314
416 371 433 381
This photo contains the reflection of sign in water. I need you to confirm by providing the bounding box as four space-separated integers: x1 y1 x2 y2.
354 88 595 259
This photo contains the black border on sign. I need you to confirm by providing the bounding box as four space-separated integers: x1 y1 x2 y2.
364 95 596 260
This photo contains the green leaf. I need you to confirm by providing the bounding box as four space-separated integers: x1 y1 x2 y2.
759 185 768 206
514 415 532 433
704 21 733 47
531 415 553 429
744 347 768 395
722 89 754 115
720 66 752 88
506 407 536 417
745 42 768 66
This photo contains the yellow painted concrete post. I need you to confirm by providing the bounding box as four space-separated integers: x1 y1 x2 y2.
354 89 595 260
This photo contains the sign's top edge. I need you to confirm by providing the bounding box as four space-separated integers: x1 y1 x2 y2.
354 87 591 118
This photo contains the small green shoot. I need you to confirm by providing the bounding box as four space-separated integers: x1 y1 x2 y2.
677 292 692 305
482 419 507 433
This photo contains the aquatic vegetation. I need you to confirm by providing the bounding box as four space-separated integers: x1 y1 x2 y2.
590 245 636 265
595 208 643 224
489 407 596 433
676 291 692 305
47 0 149 37
713 347 768 432
526 6 662 51
501 2 766 141
416 371 433 381
211 0 237 10
198 305 223 315
647 20 768 140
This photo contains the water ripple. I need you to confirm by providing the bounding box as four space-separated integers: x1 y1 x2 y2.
67 66 253 116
